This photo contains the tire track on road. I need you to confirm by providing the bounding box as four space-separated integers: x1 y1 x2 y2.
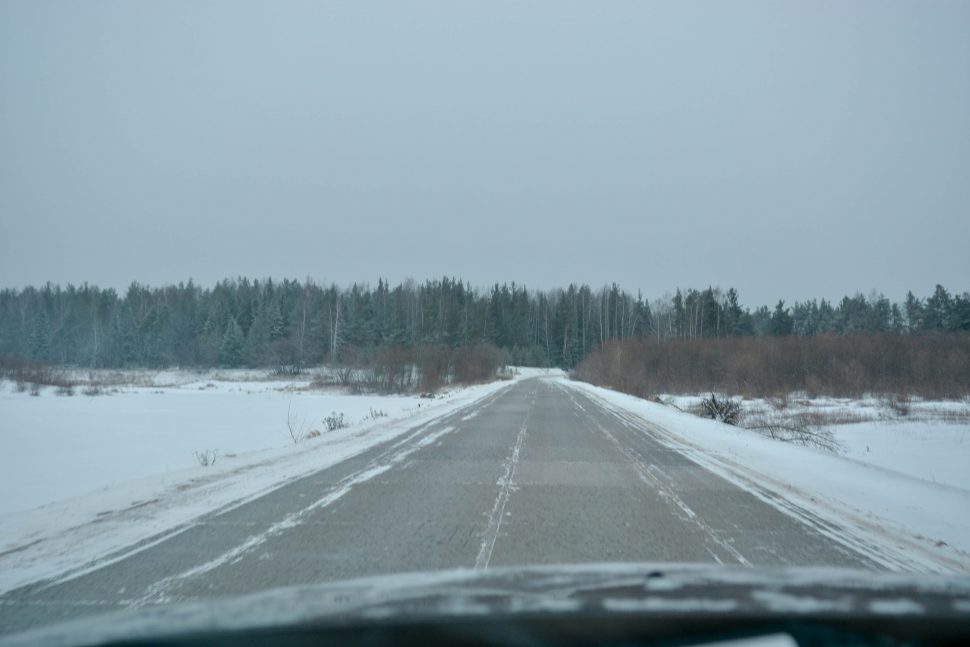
475 384 537 570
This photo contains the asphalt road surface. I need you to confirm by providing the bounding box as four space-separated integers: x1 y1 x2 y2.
0 377 878 635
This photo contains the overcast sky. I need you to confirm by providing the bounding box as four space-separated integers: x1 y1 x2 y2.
1 1 967 307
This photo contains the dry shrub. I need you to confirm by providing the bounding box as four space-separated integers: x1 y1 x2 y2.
452 342 506 384
324 412 347 431
193 450 217 467
788 408 874 427
269 365 305 377
574 334 970 399
883 394 911 417
416 344 451 393
0 355 77 390
369 346 414 394
336 345 365 388
742 414 840 452
309 372 337 389
699 393 742 425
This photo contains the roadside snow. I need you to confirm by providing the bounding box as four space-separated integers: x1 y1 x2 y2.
835 422 969 491
1 381 421 516
0 371 529 594
564 380 970 574
661 393 970 491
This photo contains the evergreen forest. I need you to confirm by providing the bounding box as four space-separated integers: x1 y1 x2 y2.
1 278 967 370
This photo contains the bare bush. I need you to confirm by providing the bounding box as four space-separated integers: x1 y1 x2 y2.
656 395 687 412
742 415 840 452
82 385 104 396
286 396 311 443
336 346 365 389
370 346 414 394
324 412 347 432
193 449 217 467
770 394 791 410
934 408 970 424
368 408 388 419
574 334 970 399
336 365 357 388
315 342 509 396
309 370 338 389
269 365 305 377
699 393 742 425
452 342 507 384
1 355 77 392
789 408 874 427
883 394 911 417
416 344 451 393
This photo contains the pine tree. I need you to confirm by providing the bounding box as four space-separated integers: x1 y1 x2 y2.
903 291 923 333
924 285 951 331
951 294 970 332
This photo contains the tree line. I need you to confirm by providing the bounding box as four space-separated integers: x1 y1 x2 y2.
0 278 967 370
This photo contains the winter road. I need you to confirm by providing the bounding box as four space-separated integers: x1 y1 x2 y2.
0 377 878 634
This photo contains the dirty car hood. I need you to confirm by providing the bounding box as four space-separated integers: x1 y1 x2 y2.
4 563 970 646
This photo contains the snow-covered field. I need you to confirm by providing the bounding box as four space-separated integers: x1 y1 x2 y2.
659 393 970 491
0 369 548 594
569 382 970 573
2 377 419 516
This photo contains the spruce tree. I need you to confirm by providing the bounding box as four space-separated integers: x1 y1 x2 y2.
769 301 794 336
220 317 245 367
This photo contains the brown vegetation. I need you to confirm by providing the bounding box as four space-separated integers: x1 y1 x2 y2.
305 342 508 395
573 334 970 399
0 354 76 391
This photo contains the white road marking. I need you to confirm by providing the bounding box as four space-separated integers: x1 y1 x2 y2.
475 386 536 570
132 423 458 606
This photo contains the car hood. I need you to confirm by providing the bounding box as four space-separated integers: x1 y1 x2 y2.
4 563 970 646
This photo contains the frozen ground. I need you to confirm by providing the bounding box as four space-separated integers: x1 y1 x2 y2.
2 376 421 516
660 393 970 491
834 422 969 491
0 369 553 594
572 382 970 572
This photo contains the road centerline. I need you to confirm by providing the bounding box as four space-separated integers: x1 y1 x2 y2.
475 385 536 569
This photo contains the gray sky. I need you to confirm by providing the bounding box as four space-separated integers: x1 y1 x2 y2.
1 1 968 307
